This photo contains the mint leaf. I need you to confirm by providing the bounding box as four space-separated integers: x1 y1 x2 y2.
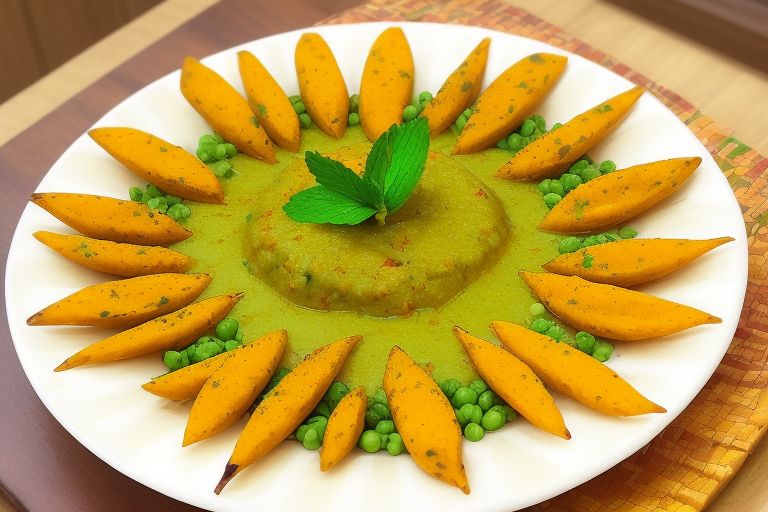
383 117 430 213
305 151 381 207
363 124 397 197
283 118 430 226
283 186 377 225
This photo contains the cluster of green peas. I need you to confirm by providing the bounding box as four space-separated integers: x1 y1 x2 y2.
538 157 618 209
196 133 238 178
440 378 518 442
402 91 434 122
162 317 244 372
495 114 557 153
528 303 614 362
292 382 406 455
287 95 314 129
129 183 191 223
557 226 638 255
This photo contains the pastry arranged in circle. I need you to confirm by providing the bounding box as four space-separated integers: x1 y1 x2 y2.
26 26 732 496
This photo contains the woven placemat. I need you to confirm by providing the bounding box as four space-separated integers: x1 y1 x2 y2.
320 1 768 510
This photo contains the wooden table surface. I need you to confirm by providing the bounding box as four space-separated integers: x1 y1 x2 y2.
1 1 766 511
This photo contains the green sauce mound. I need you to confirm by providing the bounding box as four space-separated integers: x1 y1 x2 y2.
246 142 509 317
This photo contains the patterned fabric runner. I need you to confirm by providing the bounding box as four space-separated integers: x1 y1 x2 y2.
320 1 768 510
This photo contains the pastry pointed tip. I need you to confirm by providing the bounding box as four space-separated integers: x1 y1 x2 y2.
214 463 239 495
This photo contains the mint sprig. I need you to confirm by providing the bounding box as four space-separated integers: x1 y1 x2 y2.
283 118 430 226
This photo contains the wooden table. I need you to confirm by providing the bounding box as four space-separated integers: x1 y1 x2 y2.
1 1 766 511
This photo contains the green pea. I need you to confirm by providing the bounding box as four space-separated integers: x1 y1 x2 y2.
581 166 601 182
386 433 404 455
451 387 478 408
164 195 181 207
619 226 638 239
379 433 389 449
147 197 168 213
307 416 327 438
179 350 189 367
537 179 552 195
211 144 227 161
549 180 565 196
365 409 382 428
372 402 390 419
545 325 566 341
375 419 395 435
599 160 617 173
198 134 217 146
458 401 474 418
529 302 546 317
529 129 543 142
163 350 182 371
359 430 381 452
288 95 301 104
462 108 474 118
530 318 553 333
295 424 310 442
417 91 433 103
299 113 312 129
560 173 582 192
313 400 331 418
468 404 483 425
348 94 359 113
190 341 218 363
210 160 232 177
603 232 619 242
302 428 321 450
167 203 190 222
478 390 497 411
292 100 306 115
129 187 144 202
214 318 238 341
196 149 211 162
325 382 350 405
372 388 387 405
558 236 582 254
440 378 462 398
595 234 609 244
417 100 429 113
348 112 360 126
481 410 505 431
489 405 514 422
496 138 510 150
570 160 589 172
582 235 599 247
403 104 418 122
519 119 535 137
593 341 614 362
469 379 488 395
551 122 563 130
507 133 524 150
456 404 471 426
455 114 468 131
532 114 546 132
464 423 485 442
519 135 531 146
224 143 237 158
543 193 562 208
575 331 597 354
224 340 239 351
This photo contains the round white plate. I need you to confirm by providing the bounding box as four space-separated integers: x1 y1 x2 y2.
5 21 748 512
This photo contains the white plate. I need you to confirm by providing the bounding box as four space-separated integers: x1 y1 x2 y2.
5 22 748 512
